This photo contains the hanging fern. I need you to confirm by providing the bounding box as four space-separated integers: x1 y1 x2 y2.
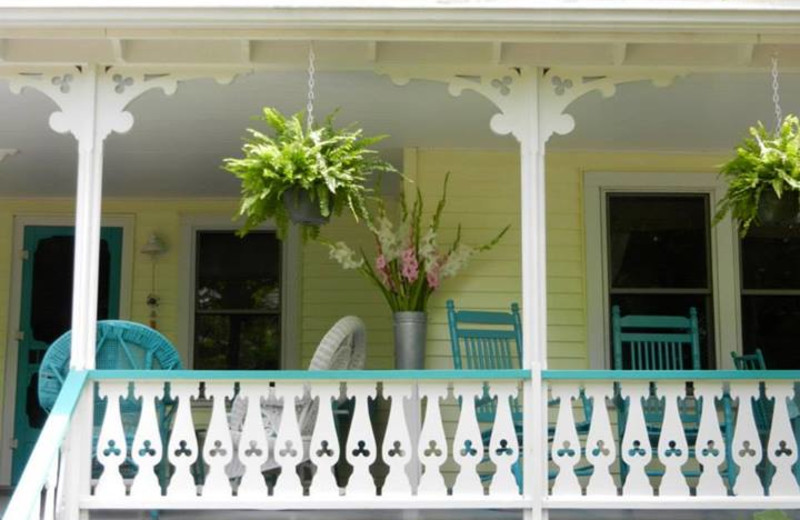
223 108 394 240
715 114 800 236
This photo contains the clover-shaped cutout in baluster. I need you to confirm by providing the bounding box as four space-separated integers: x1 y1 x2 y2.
664 440 683 457
51 74 73 94
352 440 370 457
103 439 122 457
423 440 443 457
244 440 263 458
112 74 135 94
279 440 298 458
387 441 405 458
490 76 513 96
460 439 478 457
556 440 576 458
775 440 793 457
591 440 610 457
208 440 227 458
628 440 647 457
738 440 756 458
316 440 334 458
551 76 574 96
701 440 720 457
138 440 157 457
495 439 514 457
174 440 192 457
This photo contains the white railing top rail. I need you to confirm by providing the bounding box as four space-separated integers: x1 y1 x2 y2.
544 369 799 380
88 368 532 381
3 370 89 520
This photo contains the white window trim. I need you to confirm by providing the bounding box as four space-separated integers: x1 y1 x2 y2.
584 171 740 370
177 216 302 370
0 214 134 485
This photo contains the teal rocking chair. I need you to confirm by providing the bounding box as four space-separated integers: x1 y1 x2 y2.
446 300 593 489
39 320 183 491
612 305 735 488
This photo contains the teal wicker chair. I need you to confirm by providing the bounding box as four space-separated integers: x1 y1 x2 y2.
38 320 183 490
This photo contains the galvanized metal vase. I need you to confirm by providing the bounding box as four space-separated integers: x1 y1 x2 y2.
393 311 427 370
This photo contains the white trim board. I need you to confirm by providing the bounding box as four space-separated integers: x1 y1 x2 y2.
583 171 740 370
178 215 301 371
0 214 134 486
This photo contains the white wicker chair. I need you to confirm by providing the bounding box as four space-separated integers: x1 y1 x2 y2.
226 316 367 477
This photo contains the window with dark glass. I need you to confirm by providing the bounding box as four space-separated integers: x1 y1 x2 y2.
607 194 714 368
193 231 281 370
740 223 800 369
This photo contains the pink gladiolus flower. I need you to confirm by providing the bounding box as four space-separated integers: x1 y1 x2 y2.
426 269 440 290
376 254 387 271
401 247 419 282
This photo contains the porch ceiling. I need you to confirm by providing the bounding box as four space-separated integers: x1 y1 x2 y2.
3 69 800 198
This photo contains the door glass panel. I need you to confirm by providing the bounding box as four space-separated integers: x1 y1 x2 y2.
193 231 281 369
607 194 714 368
30 237 112 344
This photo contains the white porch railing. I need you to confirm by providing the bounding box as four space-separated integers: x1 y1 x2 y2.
545 370 800 510
7 369 800 518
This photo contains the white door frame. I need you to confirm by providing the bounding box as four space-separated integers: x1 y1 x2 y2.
0 214 134 485
177 216 301 370
584 171 740 370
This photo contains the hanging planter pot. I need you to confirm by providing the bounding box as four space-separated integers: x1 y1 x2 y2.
222 46 394 241
756 189 800 226
282 186 330 226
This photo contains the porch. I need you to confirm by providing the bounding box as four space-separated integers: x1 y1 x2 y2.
4 2 800 519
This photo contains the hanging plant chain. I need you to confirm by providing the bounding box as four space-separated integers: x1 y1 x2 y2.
771 54 783 132
307 43 316 129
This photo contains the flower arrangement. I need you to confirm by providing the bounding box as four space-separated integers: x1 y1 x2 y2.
326 173 510 312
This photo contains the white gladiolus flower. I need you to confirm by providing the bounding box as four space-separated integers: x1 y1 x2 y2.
441 244 474 278
328 241 364 270
376 216 402 261
419 228 439 274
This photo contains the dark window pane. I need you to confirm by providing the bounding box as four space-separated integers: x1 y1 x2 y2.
195 231 281 311
608 195 709 289
741 295 800 369
193 230 281 370
31 237 111 344
194 314 280 370
741 224 800 290
610 294 713 369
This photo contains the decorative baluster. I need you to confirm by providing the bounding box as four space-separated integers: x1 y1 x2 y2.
166 382 200 498
619 382 653 496
42 457 58 520
381 382 413 497
693 382 727 496
201 382 235 499
308 383 341 499
730 382 764 497
583 382 617 496
95 381 129 497
550 382 582 497
765 382 800 496
656 382 689 496
488 381 520 497
451 383 485 497
130 381 164 498
417 383 448 497
344 381 377 496
237 383 270 498
273 382 305 498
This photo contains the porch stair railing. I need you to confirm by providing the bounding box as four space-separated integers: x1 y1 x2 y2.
3 371 89 520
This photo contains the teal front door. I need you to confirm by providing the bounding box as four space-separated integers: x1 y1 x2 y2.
11 226 122 484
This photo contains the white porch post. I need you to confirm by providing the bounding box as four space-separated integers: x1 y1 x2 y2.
69 65 103 370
